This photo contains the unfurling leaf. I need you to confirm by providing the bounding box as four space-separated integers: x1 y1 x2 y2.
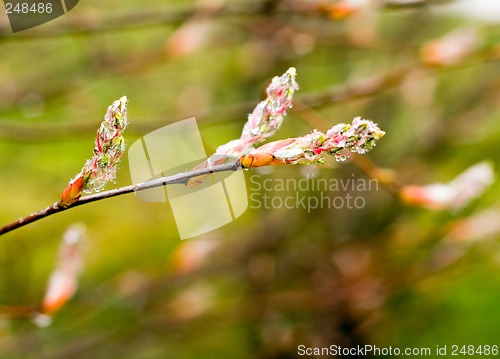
239 117 385 168
59 175 84 208
58 96 128 207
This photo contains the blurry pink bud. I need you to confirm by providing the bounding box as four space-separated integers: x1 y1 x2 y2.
400 184 453 210
165 20 213 59
401 161 494 210
42 224 85 315
420 28 480 67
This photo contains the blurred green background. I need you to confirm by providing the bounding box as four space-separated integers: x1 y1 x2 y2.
1 0 500 358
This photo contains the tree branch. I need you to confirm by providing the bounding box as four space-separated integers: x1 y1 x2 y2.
0 0 451 39
0 160 242 236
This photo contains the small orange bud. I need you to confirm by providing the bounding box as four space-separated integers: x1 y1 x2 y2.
59 175 84 208
240 153 274 168
240 152 288 168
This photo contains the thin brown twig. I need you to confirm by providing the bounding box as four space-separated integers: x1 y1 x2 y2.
3 51 500 142
0 160 241 236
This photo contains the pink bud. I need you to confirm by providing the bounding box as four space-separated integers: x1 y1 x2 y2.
42 224 85 315
401 162 495 210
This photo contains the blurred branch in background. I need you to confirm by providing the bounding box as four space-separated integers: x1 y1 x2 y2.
0 65 405 141
2 52 499 142
0 2 263 39
0 0 449 40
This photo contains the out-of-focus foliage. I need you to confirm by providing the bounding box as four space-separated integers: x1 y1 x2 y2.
1 0 500 358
